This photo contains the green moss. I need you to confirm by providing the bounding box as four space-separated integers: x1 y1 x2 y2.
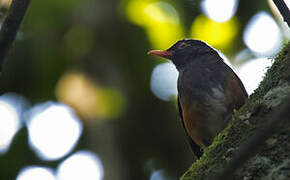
181 41 290 180
254 43 290 98
263 82 290 108
267 159 290 180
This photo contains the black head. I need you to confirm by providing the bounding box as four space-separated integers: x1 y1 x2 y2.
148 39 216 69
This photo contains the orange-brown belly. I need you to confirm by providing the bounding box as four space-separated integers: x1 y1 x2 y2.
181 100 225 148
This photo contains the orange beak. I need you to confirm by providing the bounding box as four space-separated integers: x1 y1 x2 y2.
147 50 173 59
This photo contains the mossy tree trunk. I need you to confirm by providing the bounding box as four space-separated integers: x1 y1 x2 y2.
181 42 290 180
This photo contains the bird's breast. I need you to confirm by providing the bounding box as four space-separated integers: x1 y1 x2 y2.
178 68 229 147
179 86 228 148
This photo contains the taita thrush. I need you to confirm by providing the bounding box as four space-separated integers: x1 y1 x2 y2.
148 39 248 158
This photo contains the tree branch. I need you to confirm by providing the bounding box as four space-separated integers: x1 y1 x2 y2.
214 98 290 180
273 0 290 27
0 0 31 71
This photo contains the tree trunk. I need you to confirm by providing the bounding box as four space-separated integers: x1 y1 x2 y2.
181 42 290 180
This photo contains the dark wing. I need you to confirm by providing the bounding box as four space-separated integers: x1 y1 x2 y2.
229 68 248 109
221 58 248 110
218 52 248 99
222 57 248 98
233 72 248 98
178 97 203 158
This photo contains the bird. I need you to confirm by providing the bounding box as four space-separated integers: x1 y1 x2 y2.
148 39 248 158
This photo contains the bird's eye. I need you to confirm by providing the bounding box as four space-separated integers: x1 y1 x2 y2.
178 43 187 49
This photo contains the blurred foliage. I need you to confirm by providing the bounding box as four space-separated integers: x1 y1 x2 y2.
125 0 185 49
0 0 286 179
190 15 238 50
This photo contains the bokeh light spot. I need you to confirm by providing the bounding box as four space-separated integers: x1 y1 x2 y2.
125 0 184 49
56 72 125 120
126 0 178 26
0 93 27 154
56 72 100 119
0 0 12 7
16 166 55 180
57 150 104 180
237 57 273 94
190 15 238 49
201 0 238 22
26 102 82 161
144 2 179 24
150 169 173 180
0 101 20 154
234 49 255 64
125 0 150 26
150 62 178 101
243 11 282 56
150 170 165 180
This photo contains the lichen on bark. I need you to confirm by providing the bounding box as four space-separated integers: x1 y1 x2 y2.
181 41 290 180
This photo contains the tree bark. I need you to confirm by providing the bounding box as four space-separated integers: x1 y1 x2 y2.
273 0 290 27
0 0 31 71
181 41 290 180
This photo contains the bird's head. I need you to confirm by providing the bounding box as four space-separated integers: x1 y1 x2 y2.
148 39 216 69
